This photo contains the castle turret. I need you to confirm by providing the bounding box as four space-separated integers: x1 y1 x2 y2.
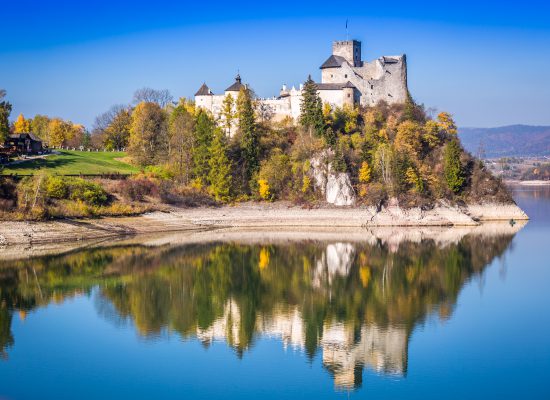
332 40 361 67
225 74 245 96
195 83 213 110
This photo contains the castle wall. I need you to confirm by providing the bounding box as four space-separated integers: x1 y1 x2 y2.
195 39 409 129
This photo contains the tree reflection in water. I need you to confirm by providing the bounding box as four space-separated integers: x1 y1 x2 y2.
0 229 516 389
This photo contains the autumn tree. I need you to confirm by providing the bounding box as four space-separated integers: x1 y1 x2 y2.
237 87 259 187
208 128 232 202
299 75 324 137
0 90 12 143
395 120 422 159
129 102 168 166
437 112 458 136
168 105 195 184
193 109 215 186
13 114 32 133
31 115 50 140
444 139 465 193
221 94 236 136
103 108 132 150
133 88 173 108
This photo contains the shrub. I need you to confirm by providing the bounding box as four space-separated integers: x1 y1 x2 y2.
258 150 292 199
117 177 158 201
69 179 108 206
45 176 68 199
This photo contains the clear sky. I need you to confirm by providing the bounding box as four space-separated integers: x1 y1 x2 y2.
1 0 549 129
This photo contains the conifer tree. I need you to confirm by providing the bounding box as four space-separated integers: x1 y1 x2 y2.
299 75 324 137
237 87 259 187
208 128 232 202
193 109 215 186
0 90 12 143
221 94 235 136
444 138 465 193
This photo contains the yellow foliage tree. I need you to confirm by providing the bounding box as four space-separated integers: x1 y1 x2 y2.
258 179 272 201
359 161 372 184
437 112 457 136
14 113 31 133
395 120 422 158
423 120 441 148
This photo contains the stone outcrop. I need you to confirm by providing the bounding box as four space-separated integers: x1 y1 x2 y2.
309 150 356 206
326 173 355 206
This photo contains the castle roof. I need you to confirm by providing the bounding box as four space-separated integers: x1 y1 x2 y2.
225 74 245 92
320 55 347 69
195 83 212 96
314 82 356 91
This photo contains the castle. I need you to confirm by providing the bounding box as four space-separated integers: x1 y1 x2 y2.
195 39 408 132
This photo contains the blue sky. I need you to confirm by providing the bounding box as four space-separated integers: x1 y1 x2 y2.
1 0 549 128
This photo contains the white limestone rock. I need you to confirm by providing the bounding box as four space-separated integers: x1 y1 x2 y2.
326 173 356 206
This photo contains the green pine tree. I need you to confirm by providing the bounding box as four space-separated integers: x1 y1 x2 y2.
193 109 215 186
299 75 324 137
444 138 465 193
208 128 233 202
237 87 259 188
0 90 12 143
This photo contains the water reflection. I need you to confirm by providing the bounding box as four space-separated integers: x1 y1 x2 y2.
0 226 520 389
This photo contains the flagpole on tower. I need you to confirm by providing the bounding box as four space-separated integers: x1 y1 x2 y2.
346 19 349 40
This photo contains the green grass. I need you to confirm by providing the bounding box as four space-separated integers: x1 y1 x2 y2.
1 150 140 175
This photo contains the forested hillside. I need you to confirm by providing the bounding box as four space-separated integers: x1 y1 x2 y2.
459 125 550 158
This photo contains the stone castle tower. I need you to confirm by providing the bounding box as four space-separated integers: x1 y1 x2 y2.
195 39 408 133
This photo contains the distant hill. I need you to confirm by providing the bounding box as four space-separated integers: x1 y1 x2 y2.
458 125 550 158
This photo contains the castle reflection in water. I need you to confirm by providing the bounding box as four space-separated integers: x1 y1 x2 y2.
0 225 520 390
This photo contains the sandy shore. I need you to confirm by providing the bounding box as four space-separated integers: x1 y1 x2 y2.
0 201 528 251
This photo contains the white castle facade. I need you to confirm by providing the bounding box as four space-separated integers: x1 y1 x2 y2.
195 39 408 131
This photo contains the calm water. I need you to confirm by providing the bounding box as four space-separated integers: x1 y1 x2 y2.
1 187 549 399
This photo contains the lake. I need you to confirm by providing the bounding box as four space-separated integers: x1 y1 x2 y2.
1 186 549 399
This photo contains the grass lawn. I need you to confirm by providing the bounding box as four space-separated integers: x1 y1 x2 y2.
1 150 140 175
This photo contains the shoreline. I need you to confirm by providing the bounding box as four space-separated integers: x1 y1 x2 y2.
0 202 528 250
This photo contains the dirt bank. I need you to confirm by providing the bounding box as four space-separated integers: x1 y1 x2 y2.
0 201 528 249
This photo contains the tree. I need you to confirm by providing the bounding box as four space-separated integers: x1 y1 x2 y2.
437 112 457 136
103 108 132 150
444 139 465 193
129 102 168 166
0 90 12 143
299 75 324 137
13 114 32 133
237 87 259 187
358 161 372 184
47 119 64 147
168 105 195 184
395 120 422 159
255 101 274 123
193 109 215 186
208 128 232 202
133 88 173 108
31 115 50 140
221 94 236 136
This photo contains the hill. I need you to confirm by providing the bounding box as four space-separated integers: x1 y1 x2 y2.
459 125 550 158
1 150 139 176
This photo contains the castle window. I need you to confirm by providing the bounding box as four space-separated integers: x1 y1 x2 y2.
345 74 348 78
330 74 333 78
347 94 351 98
371 85 374 89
